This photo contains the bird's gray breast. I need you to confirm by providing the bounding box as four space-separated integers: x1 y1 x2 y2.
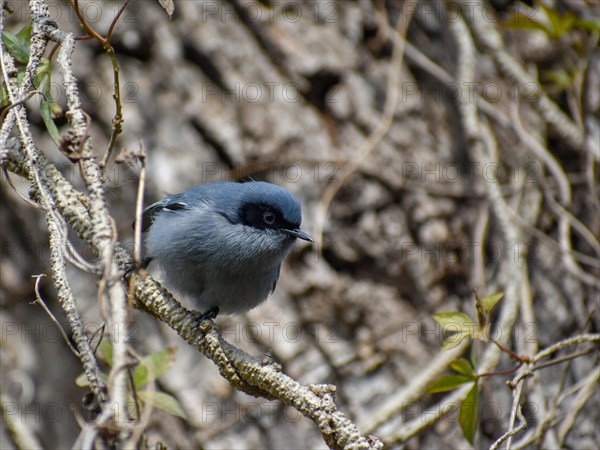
146 205 289 314
196 263 281 314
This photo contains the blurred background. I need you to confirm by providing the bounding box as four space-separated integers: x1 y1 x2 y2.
1 0 599 449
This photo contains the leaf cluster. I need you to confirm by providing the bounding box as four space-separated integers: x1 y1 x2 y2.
76 342 187 420
428 292 504 444
1 24 61 144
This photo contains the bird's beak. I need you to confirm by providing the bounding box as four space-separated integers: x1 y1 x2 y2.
284 228 313 242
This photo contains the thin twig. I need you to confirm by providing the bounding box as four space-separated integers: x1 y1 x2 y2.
533 334 600 363
66 0 125 172
45 14 130 430
5 105 384 450
124 347 157 448
557 367 600 445
312 0 415 245
133 139 146 267
461 0 599 160
505 366 529 450
532 348 598 373
490 338 530 364
69 0 104 41
31 274 80 357
1 166 40 208
0 392 43 450
489 402 527 450
106 0 130 42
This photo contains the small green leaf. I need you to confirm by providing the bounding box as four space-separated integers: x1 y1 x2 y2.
40 74 62 117
473 324 491 342
427 374 473 394
480 292 504 316
1 83 9 108
34 59 51 87
1 31 29 64
138 391 187 419
573 17 600 34
470 343 479 370
450 358 475 377
16 24 32 44
441 332 471 350
133 347 176 389
34 71 46 90
157 0 175 17
503 18 549 33
544 70 575 93
433 312 475 334
537 1 580 39
16 68 26 86
459 381 479 445
40 98 61 146
50 101 62 117
99 340 113 367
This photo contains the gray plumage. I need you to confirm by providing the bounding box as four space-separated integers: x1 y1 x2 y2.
142 181 312 317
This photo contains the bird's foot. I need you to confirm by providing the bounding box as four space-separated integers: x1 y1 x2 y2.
192 306 220 329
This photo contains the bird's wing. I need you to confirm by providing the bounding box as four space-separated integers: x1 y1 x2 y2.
270 264 282 294
139 194 190 232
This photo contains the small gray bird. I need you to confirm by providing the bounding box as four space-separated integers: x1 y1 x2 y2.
141 181 312 320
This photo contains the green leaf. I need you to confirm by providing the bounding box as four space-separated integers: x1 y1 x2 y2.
502 4 548 34
544 70 574 92
433 312 475 334
1 31 29 64
450 358 475 377
99 340 113 367
40 76 62 116
480 292 504 316
573 17 600 34
503 17 549 33
137 391 187 419
157 0 175 17
537 1 578 39
50 101 62 117
34 59 51 87
459 381 479 445
133 347 176 389
40 72 51 98
473 324 492 343
1 83 9 108
34 71 46 91
441 332 471 350
427 374 473 394
37 68 61 147
40 98 61 146
16 24 32 44
469 343 479 369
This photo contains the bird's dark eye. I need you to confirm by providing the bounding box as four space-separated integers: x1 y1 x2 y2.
263 211 276 225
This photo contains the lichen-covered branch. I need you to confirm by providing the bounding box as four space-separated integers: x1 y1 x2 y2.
5 136 381 449
1 0 107 407
32 0 131 426
44 211 109 402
